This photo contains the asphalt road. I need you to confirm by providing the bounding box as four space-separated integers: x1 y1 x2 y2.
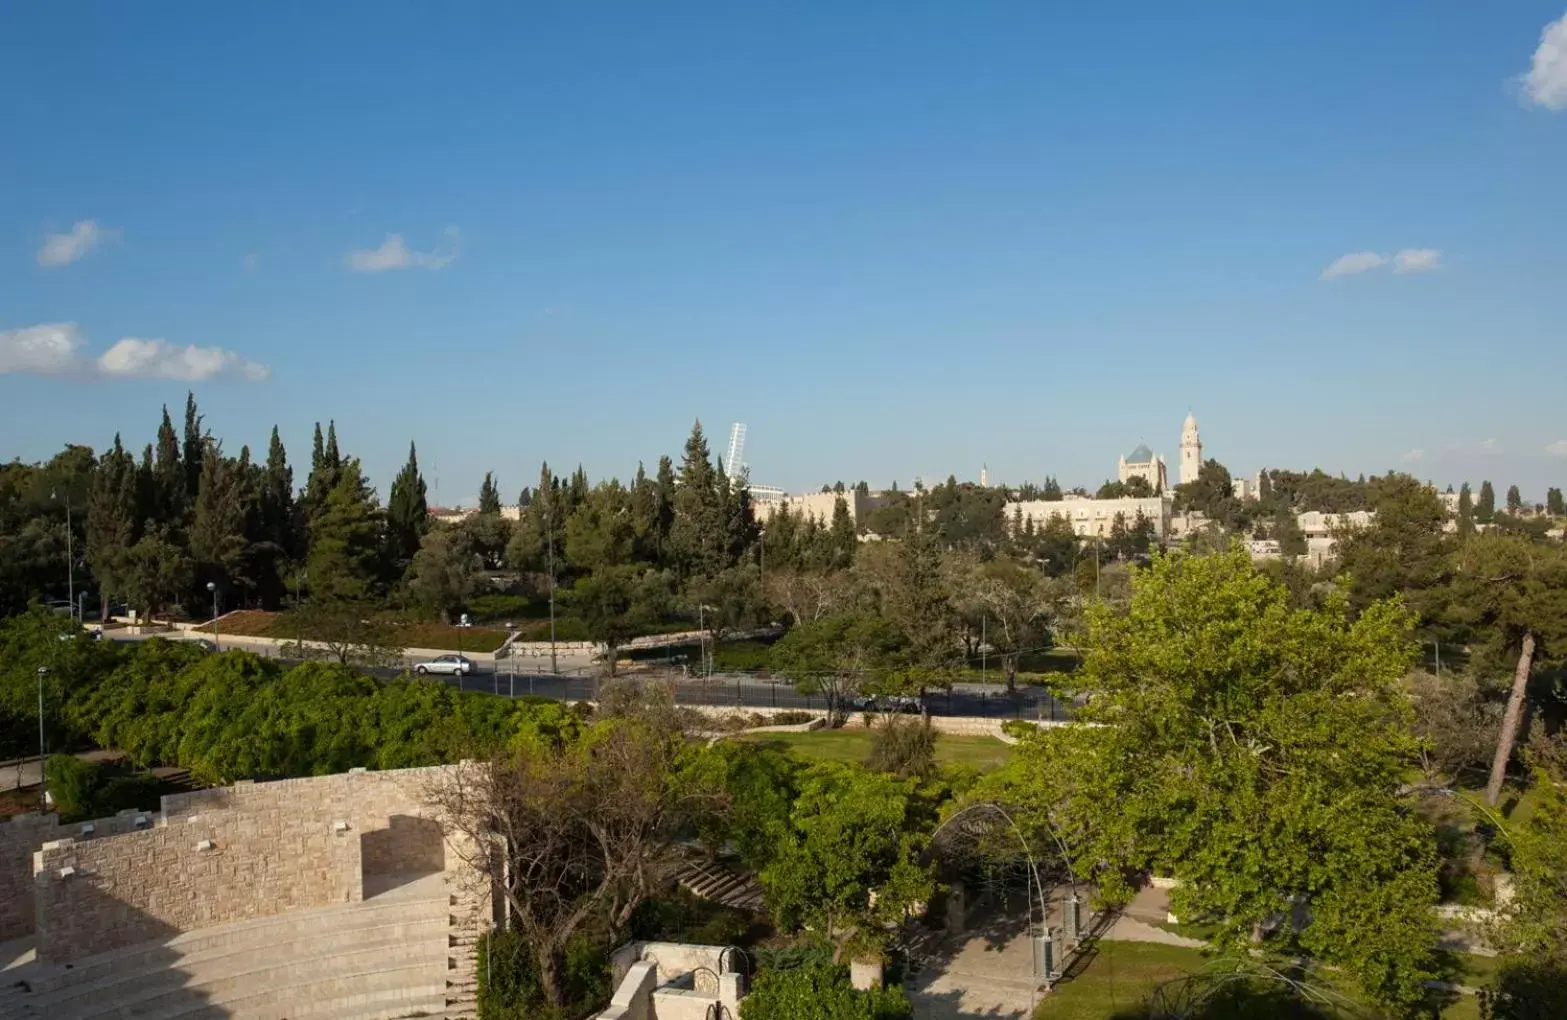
98 632 1073 721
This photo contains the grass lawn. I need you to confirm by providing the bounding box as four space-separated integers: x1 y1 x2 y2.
1034 942 1209 1019
197 610 510 653
1033 942 1486 1019
737 728 1014 770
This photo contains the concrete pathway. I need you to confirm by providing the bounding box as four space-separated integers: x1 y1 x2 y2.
907 917 1040 1020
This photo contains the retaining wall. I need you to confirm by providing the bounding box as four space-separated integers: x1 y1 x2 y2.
0 808 157 942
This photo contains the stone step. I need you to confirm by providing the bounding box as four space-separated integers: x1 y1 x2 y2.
31 896 447 992
31 936 446 1017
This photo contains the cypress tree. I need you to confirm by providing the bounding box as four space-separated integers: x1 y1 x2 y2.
1477 481 1496 523
478 472 501 515
386 442 430 571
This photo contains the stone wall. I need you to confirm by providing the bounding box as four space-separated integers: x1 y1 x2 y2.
34 804 362 962
0 808 157 942
29 766 490 970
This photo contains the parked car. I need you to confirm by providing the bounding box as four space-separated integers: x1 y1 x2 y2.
412 654 476 677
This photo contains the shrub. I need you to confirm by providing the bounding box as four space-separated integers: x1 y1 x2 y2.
769 711 816 726
1000 719 1039 739
865 715 936 780
740 961 911 1020
630 888 753 947
44 755 101 821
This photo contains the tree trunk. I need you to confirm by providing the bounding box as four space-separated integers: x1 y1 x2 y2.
1004 655 1018 695
605 643 619 677
537 946 565 1008
1485 631 1536 806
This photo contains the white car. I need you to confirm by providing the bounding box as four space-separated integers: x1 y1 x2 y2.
412 654 476 677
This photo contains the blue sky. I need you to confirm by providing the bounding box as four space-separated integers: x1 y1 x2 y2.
3 2 1566 504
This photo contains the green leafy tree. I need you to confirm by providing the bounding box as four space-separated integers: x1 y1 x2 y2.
1477 480 1496 523
740 961 911 1020
1506 484 1524 515
1547 487 1565 518
567 565 668 675
384 442 429 576
564 482 636 572
1274 505 1307 557
772 612 904 725
760 763 936 964
407 527 483 624
123 523 192 621
980 548 1439 1010
959 555 1054 692
1335 474 1452 634
1482 769 1567 1018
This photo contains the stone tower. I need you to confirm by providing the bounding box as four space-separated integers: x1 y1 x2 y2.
1180 413 1202 486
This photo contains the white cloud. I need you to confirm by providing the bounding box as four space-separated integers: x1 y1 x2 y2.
1401 448 1425 463
0 322 86 374
36 220 117 268
97 338 270 382
0 322 268 382
345 226 460 273
1320 251 1387 280
1321 248 1443 280
1519 11 1567 110
1546 439 1567 457
1392 248 1442 274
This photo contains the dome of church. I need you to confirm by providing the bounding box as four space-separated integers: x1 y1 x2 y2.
1183 413 1198 432
1126 443 1155 464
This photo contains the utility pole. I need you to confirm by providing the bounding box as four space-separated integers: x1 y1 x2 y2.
981 616 987 684
36 667 49 811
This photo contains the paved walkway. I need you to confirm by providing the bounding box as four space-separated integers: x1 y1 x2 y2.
907 915 1040 1020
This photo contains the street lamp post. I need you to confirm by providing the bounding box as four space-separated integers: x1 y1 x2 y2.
206 581 220 652
457 613 472 688
546 508 558 675
36 667 49 811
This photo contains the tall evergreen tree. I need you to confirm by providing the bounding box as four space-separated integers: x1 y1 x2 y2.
653 455 677 565
153 405 185 524
669 421 728 579
1506 484 1524 515
1477 480 1496 523
478 472 502 515
189 442 251 605
306 459 384 604
1548 487 1565 517
386 442 430 573
85 434 140 618
181 391 205 502
1457 482 1475 537
303 420 345 543
261 426 297 557
829 495 857 568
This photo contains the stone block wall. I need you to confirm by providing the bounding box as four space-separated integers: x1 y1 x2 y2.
34 803 362 963
0 808 159 942
28 765 492 970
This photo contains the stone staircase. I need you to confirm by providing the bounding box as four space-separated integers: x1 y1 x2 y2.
0 876 456 1020
674 855 763 912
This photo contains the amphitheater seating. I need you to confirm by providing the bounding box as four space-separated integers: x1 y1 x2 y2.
0 873 464 1020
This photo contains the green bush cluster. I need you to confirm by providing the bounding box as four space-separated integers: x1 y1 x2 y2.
739 960 911 1020
60 638 584 785
42 755 162 822
476 928 609 1020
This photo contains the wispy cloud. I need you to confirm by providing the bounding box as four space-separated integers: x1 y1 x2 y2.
1320 251 1387 280
1320 248 1442 280
36 220 118 268
1547 439 1567 457
0 322 268 382
1519 11 1567 111
1401 448 1425 463
242 252 261 273
345 226 460 273
1392 248 1442 274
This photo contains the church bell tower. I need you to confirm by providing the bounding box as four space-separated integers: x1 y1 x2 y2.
1180 413 1202 486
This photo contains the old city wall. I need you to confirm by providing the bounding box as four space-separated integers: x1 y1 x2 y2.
27 766 486 966
0 808 155 942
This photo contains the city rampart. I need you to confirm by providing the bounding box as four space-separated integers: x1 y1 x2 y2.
0 807 155 942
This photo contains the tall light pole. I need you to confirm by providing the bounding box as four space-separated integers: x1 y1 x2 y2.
206 581 220 652
36 667 49 811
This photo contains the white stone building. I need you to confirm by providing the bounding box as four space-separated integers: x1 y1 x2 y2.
1013 494 1173 539
1117 444 1168 492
